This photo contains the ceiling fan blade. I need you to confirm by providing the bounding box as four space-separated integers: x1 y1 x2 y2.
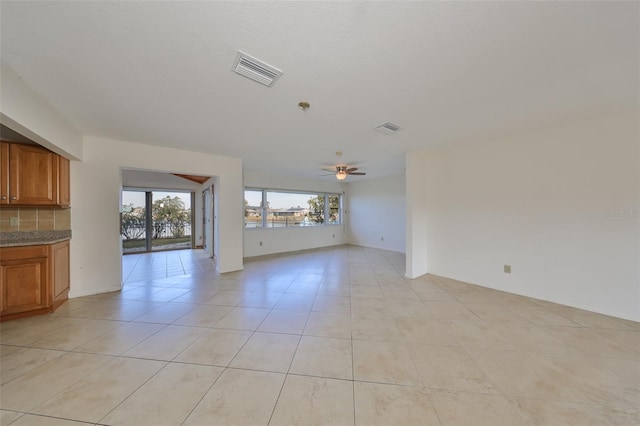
321 168 337 172
345 167 358 173
348 172 366 175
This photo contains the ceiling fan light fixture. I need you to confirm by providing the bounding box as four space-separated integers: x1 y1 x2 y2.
322 161 365 180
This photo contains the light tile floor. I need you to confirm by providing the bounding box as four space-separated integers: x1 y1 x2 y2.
1 245 638 426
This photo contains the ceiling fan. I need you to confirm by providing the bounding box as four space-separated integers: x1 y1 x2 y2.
321 165 366 181
321 152 366 180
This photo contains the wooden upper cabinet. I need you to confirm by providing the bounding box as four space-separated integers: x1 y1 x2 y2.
0 142 70 207
10 143 58 205
58 156 70 208
0 143 8 205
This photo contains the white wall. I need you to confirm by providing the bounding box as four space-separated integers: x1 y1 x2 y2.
347 174 406 254
407 111 640 321
243 171 347 257
0 62 83 160
405 151 430 278
70 136 244 297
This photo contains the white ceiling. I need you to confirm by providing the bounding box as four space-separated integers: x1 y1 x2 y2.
1 1 637 181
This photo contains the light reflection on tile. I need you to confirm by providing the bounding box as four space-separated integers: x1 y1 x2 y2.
100 363 224 425
0 246 636 426
183 368 285 426
355 381 440 426
270 375 354 426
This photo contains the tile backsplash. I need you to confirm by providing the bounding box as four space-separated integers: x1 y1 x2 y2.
0 208 71 232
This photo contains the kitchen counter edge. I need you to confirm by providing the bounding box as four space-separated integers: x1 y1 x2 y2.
0 230 72 248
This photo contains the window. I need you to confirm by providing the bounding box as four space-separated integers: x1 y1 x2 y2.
328 195 341 224
267 191 319 227
244 189 264 228
244 189 341 228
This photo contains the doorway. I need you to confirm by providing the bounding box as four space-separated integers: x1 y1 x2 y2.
121 189 194 254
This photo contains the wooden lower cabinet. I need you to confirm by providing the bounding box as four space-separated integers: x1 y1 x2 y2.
50 240 70 310
0 246 49 317
0 240 70 321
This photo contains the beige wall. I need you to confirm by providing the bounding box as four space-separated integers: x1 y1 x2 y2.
347 174 406 253
0 62 82 160
406 110 639 321
69 136 244 298
242 171 347 258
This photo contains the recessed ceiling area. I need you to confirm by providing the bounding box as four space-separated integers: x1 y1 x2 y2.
1 1 637 180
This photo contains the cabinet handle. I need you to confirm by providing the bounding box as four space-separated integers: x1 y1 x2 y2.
0 196 6 200
10 196 17 200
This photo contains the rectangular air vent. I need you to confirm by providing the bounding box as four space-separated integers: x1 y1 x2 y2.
232 51 283 87
376 122 401 134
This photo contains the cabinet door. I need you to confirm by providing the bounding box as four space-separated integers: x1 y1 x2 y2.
0 256 49 316
58 156 71 207
0 142 8 205
50 240 70 309
9 144 59 205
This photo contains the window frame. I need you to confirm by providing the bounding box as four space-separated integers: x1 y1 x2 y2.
243 189 265 229
244 188 342 229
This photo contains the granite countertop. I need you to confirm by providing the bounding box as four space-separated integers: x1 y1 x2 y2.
0 230 72 247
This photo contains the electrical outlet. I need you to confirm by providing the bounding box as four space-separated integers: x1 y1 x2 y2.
504 265 511 274
381 237 384 242
332 234 335 238
10 217 18 227
259 241 263 246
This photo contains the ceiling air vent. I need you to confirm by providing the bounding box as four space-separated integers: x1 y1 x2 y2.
376 122 401 135
232 51 283 87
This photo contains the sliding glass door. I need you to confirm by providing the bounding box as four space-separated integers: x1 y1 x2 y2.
121 190 193 254
121 190 147 253
151 192 192 251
